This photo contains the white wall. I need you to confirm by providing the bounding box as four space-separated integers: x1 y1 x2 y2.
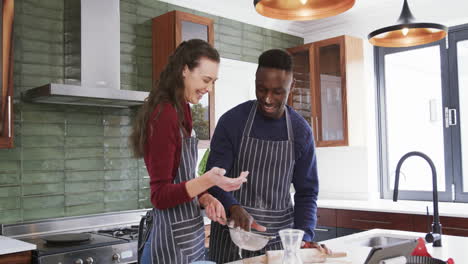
214 58 258 123
196 58 258 173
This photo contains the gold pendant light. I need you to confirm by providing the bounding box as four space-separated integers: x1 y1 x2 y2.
254 0 355 21
368 0 447 48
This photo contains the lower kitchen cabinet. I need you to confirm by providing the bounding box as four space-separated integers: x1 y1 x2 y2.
413 215 468 237
0 251 31 264
314 226 337 242
317 208 468 239
336 209 414 231
317 208 337 227
336 227 363 237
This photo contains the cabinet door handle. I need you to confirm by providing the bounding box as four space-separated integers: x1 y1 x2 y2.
8 96 12 138
443 226 468 232
314 116 319 136
351 219 391 225
315 228 330 232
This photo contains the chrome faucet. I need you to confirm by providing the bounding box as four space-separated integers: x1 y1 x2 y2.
393 151 442 247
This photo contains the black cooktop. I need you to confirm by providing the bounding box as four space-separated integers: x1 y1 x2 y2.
20 233 129 256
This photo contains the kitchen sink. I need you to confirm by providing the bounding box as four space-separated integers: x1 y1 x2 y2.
347 234 419 248
359 236 414 247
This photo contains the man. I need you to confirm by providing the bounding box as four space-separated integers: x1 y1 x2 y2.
206 49 326 263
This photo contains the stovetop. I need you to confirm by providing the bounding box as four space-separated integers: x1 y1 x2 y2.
3 210 147 264
21 233 128 256
18 225 139 256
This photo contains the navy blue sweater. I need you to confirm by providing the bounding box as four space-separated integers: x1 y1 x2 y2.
207 100 319 241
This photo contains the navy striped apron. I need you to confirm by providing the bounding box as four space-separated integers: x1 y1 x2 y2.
209 101 295 263
149 132 206 264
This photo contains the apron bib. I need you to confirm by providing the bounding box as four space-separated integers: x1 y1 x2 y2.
147 131 206 264
209 101 296 263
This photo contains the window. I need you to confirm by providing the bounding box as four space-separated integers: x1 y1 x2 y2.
376 23 468 202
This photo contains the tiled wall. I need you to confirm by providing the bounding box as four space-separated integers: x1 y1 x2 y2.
0 0 303 224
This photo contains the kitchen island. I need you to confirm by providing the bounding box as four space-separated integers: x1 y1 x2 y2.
227 229 468 263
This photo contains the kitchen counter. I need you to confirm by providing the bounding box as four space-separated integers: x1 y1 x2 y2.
318 199 468 218
227 229 467 263
323 229 466 263
0 235 36 255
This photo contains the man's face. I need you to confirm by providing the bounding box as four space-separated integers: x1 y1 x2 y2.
255 67 294 119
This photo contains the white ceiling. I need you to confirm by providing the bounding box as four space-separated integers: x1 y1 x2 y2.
161 0 468 41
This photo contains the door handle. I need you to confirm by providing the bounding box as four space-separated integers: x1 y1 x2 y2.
8 96 12 138
449 108 457 126
445 107 457 128
314 116 319 137
315 228 330 232
351 219 391 225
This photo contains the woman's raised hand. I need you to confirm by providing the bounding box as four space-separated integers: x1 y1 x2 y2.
206 167 248 192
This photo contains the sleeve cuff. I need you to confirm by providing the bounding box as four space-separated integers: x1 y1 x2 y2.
302 232 313 242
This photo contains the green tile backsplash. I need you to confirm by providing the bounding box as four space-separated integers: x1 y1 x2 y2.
0 0 303 224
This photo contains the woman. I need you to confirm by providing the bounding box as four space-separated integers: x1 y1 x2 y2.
131 39 248 263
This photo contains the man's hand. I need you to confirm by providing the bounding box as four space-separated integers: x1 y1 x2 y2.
199 193 227 225
229 205 266 232
301 241 332 255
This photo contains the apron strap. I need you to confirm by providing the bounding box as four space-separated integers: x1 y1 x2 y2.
242 101 258 138
285 106 294 143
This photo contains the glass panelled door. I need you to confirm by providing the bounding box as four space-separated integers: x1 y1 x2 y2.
384 46 446 192
379 41 453 201
458 40 468 193
318 44 344 142
449 28 468 202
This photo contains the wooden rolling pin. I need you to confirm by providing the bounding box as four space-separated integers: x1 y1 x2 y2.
328 251 347 258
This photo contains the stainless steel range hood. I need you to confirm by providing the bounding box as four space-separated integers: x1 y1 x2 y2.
22 0 148 108
24 83 148 108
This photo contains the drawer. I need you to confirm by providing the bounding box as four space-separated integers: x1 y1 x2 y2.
0 251 31 264
314 226 337 242
317 208 336 227
337 210 413 231
413 215 468 237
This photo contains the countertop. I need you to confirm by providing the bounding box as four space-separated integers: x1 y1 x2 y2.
318 199 468 218
228 229 467 263
0 235 36 255
323 229 466 263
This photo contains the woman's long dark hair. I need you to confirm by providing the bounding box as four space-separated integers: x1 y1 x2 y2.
131 39 220 158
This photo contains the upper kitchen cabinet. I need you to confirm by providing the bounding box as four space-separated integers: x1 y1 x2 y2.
152 11 215 148
288 35 363 147
0 0 14 149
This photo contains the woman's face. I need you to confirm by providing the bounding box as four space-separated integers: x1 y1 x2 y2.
183 57 219 104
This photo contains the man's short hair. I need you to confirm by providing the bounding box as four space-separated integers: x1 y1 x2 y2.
258 49 293 72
